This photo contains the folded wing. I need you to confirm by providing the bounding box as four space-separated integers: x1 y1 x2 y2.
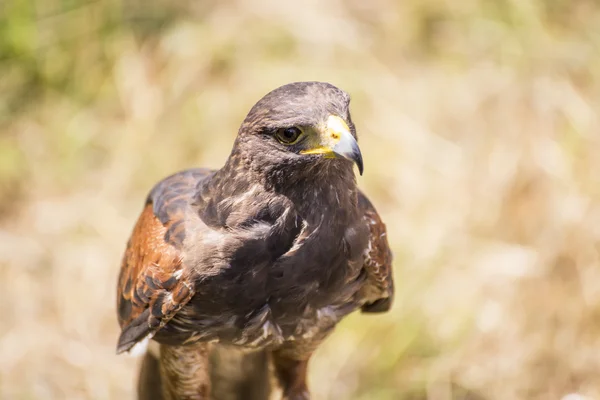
358 192 395 313
116 169 210 353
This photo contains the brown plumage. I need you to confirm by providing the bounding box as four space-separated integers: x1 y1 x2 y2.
116 82 394 400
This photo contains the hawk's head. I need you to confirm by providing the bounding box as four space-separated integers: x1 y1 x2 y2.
234 82 363 184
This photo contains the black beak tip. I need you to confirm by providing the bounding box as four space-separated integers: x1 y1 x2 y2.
355 151 364 176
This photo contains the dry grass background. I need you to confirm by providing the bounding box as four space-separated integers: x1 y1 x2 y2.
1 0 600 399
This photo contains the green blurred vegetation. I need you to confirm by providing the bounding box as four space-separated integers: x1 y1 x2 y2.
1 0 599 399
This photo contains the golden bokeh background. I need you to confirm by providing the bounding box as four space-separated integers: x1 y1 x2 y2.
1 1 599 399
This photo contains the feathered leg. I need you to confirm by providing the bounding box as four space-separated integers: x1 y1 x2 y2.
137 343 271 400
210 346 271 400
272 350 311 400
159 343 211 400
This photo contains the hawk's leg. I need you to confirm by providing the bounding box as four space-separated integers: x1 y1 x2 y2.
272 350 311 400
159 343 211 400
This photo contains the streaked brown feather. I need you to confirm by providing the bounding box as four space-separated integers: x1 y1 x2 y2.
358 193 394 313
116 205 195 354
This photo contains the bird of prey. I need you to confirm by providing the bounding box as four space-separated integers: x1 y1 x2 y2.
116 81 394 400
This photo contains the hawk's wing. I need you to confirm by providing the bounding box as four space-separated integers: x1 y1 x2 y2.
116 169 211 354
358 192 394 313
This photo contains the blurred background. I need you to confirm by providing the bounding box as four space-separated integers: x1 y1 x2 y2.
1 0 599 399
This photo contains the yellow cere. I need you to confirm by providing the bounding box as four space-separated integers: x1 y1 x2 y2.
300 146 334 156
325 115 350 140
300 115 349 156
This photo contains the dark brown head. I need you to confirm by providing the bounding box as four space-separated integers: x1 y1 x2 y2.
233 82 363 187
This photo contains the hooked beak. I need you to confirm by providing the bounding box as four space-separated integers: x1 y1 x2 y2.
300 115 364 175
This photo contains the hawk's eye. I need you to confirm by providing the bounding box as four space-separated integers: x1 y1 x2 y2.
275 127 303 145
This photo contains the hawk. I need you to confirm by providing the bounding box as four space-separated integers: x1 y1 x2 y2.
116 82 394 400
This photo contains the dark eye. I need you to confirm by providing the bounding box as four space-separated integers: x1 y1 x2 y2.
275 127 303 144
